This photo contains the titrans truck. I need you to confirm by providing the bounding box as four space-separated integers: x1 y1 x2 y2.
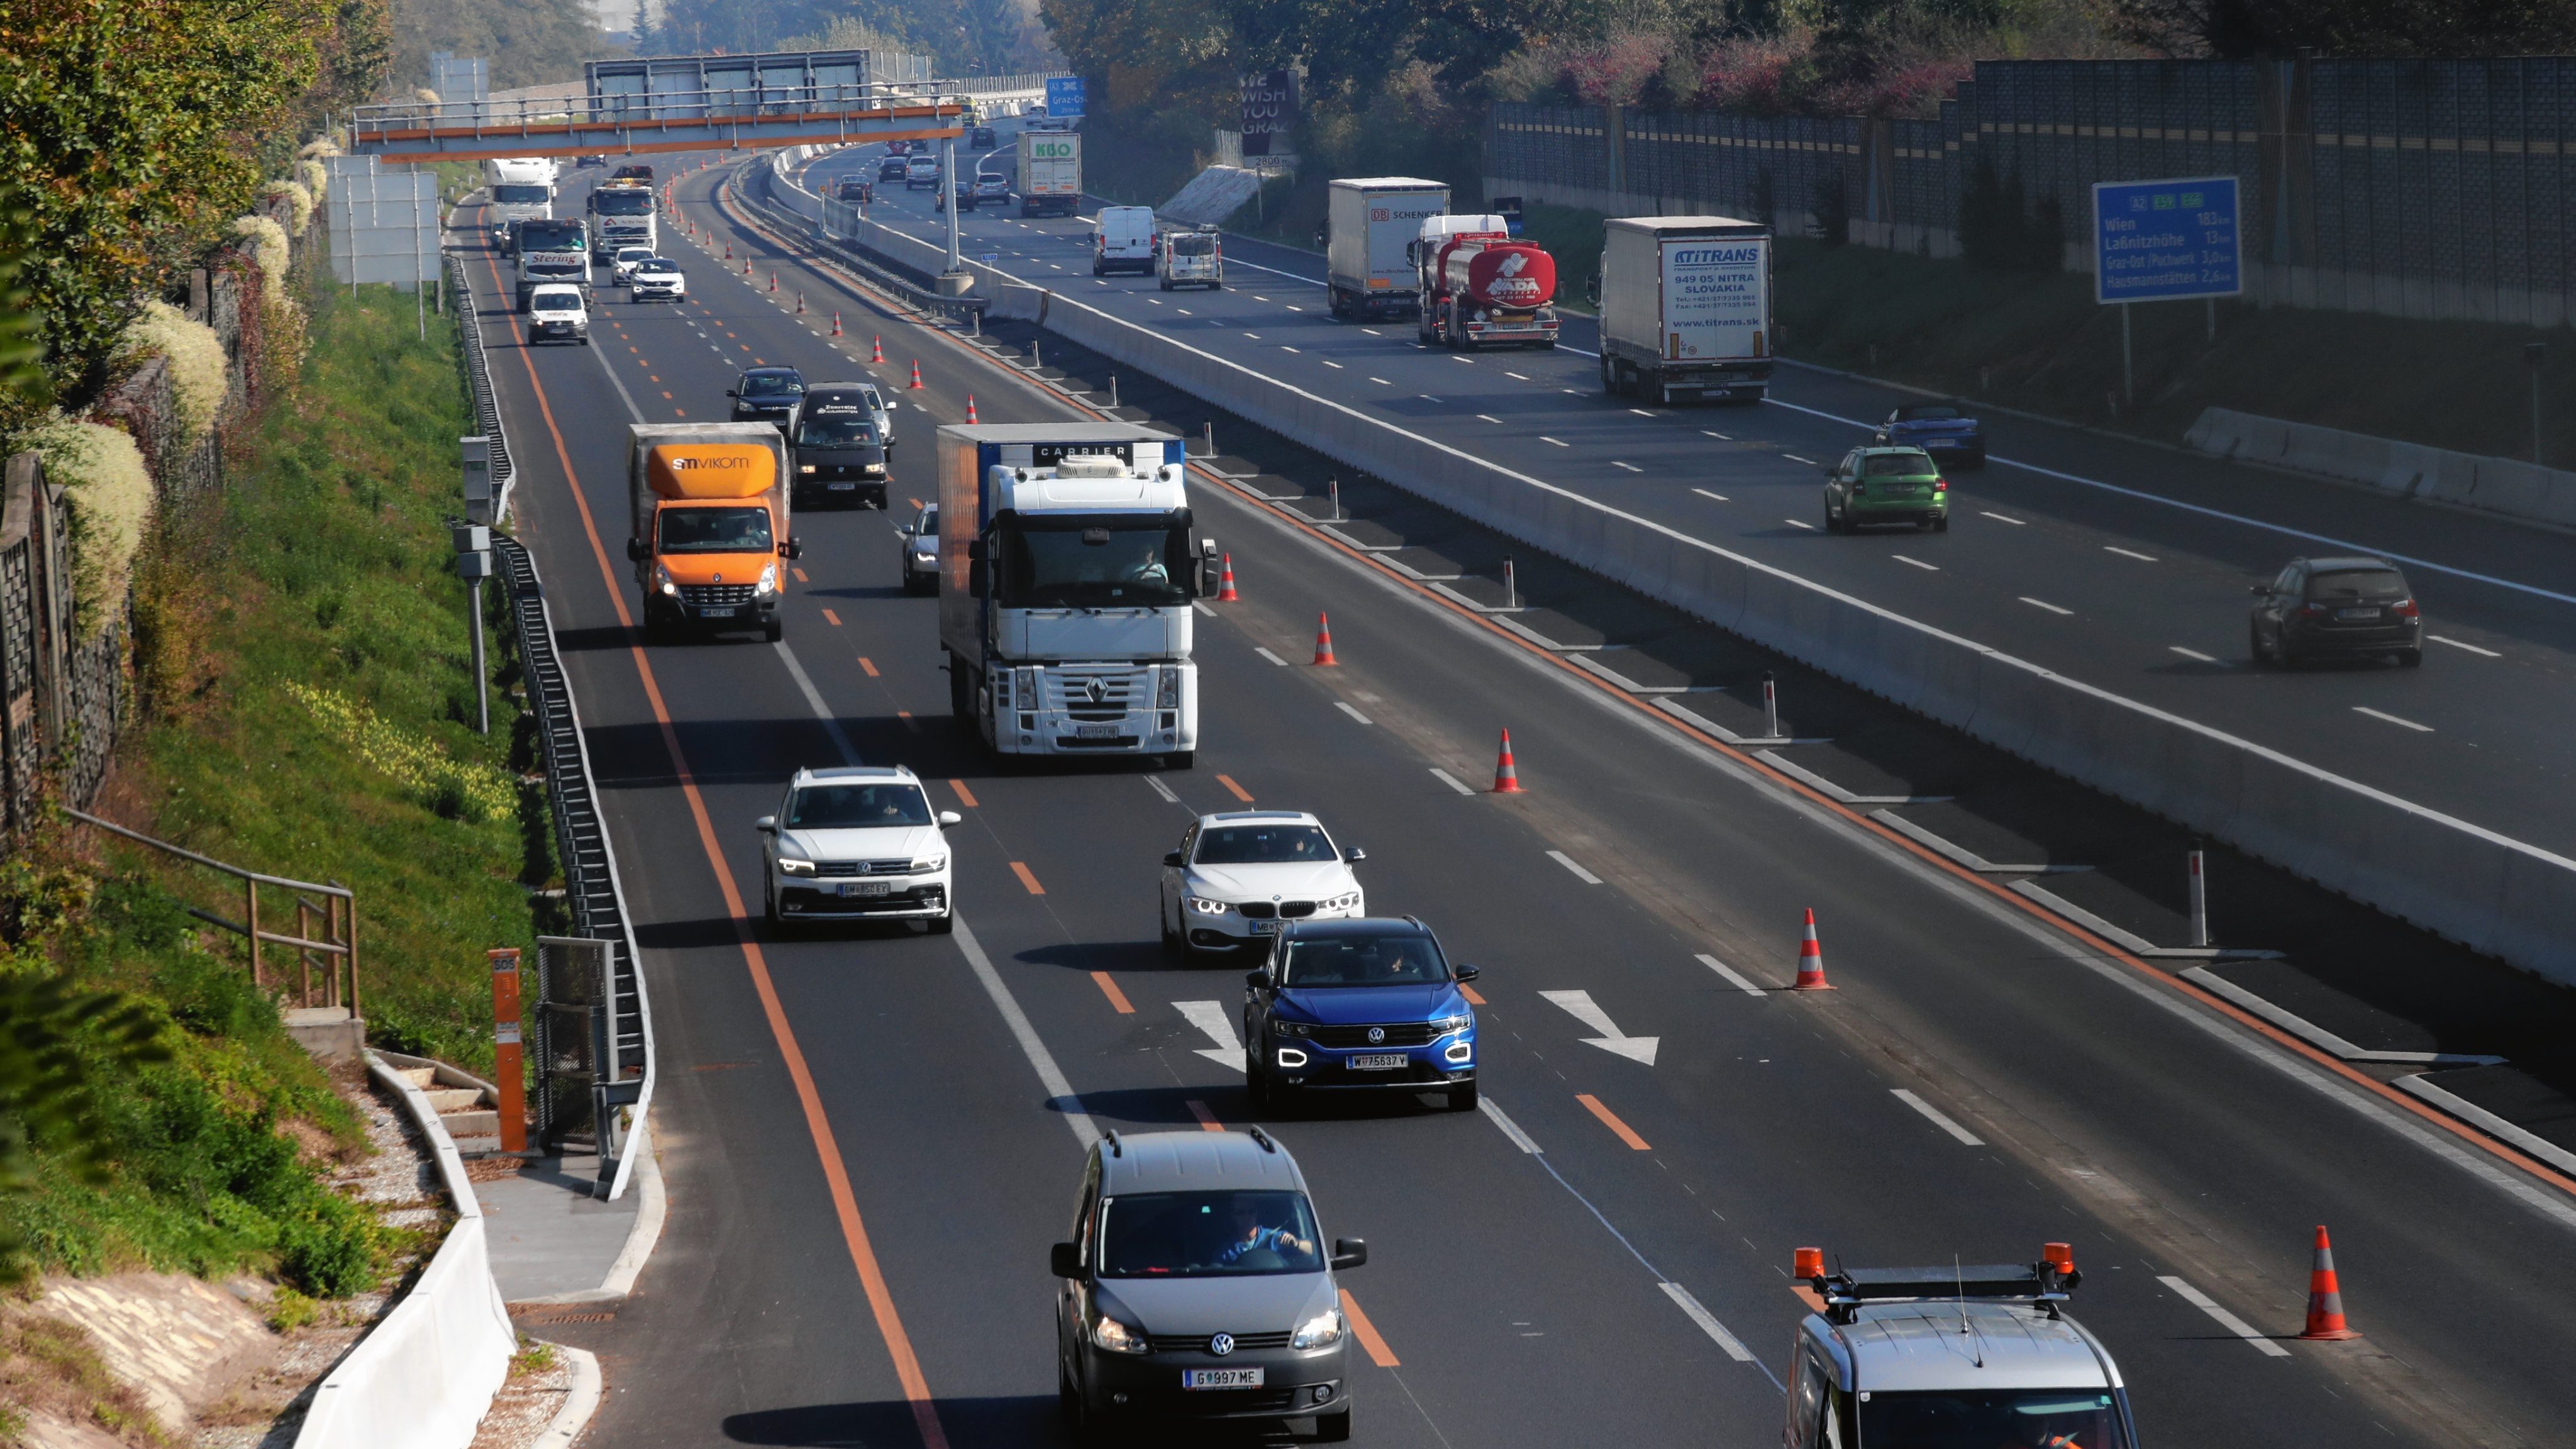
1597 215 1774 406
625 423 799 643
938 423 1210 767
586 179 658 261
1323 177 1449 319
1017 130 1081 218
485 157 557 253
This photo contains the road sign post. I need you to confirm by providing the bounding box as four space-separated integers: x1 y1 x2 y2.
2092 176 2240 404
491 947 528 1155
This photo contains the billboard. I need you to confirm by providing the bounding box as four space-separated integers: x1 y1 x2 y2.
2092 175 2240 305
1238 70 1297 158
1045 75 1086 118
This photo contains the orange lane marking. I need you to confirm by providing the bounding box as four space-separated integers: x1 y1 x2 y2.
474 241 952 1449
1458 984 1487 1006
1577 1093 1652 1151
792 567 809 583
1339 1290 1400 1367
674 408 687 416
897 710 921 733
1091 971 1134 1014
636 357 648 365
660 391 672 399
1011 861 1045 894
823 608 843 626
650 375 660 383
1216 774 1253 803
908 497 922 511
858 657 880 677
1185 1098 1224 1131
948 779 979 808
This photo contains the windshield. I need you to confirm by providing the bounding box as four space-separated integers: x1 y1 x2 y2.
1864 453 1936 477
2307 568 2407 600
592 189 653 215
1196 823 1333 865
1097 1191 1323 1278
531 294 580 312
1898 406 1960 421
914 506 938 536
1280 935 1448 987
636 259 675 274
740 373 804 397
1858 1389 2129 1449
616 248 653 262
518 222 584 251
786 782 931 828
492 185 548 205
1172 233 1216 256
997 518 1191 609
796 412 879 445
658 507 773 553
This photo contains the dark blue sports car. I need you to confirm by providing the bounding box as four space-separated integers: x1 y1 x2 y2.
1874 401 1985 468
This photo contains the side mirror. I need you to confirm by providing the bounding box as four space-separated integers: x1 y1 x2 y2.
1341 847 1365 862
1163 851 1185 867
938 810 963 826
626 538 648 561
886 438 897 448
967 538 988 563
1050 1241 1082 1279
2249 584 2270 596
725 389 738 398
899 525 914 537
1330 1238 1368 1271
1453 964 1480 983
1243 969 1269 991
755 816 777 833
1313 223 1328 248
886 399 898 410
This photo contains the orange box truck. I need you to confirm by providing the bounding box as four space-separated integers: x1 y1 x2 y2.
624 423 799 642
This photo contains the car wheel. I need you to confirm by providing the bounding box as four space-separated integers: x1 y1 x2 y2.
1161 903 1182 962
2248 621 2270 665
764 618 784 643
1315 1403 1352 1441
763 869 779 926
2399 647 2424 668
1447 1079 1479 1113
927 908 955 935
1933 514 1950 533
1246 1058 1272 1110
2278 635 2302 671
1825 506 1846 535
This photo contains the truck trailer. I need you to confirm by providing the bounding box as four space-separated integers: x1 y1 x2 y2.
625 423 799 643
938 423 1211 766
1597 216 1773 406
1412 214 1559 350
1017 131 1081 218
1323 178 1448 320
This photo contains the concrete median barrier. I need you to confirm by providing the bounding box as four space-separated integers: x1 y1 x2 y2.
2187 406 2576 528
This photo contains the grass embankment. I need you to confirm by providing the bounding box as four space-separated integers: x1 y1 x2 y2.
0 275 548 1294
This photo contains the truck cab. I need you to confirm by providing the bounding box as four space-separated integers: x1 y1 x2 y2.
1092 206 1156 276
513 218 591 310
587 180 657 261
1785 1248 2140 1449
625 424 799 643
1157 226 1221 291
938 425 1211 767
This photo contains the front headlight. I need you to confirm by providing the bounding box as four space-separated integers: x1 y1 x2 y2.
1433 1013 1471 1037
1273 1019 1310 1038
1291 1307 1346 1350
799 464 817 474
776 857 816 876
909 853 947 874
756 562 779 596
1157 670 1180 708
1319 891 1363 913
653 562 679 596
1091 1314 1149 1355
1185 896 1231 916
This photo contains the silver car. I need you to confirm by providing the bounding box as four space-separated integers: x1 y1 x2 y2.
899 503 939 594
1054 1129 1362 1442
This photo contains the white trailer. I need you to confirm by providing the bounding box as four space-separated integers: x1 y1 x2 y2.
1018 131 1081 218
1323 177 1448 319
1597 216 1773 405
484 157 557 253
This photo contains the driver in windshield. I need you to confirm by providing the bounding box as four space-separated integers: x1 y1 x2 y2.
1216 1200 1314 1266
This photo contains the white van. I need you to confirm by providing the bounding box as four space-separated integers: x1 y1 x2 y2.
1092 205 1156 276
526 283 589 345
1157 226 1221 290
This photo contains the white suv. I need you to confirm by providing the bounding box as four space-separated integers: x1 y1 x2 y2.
757 765 962 931
1158 811 1365 967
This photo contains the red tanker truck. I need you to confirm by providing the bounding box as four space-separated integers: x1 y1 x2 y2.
1411 214 1560 350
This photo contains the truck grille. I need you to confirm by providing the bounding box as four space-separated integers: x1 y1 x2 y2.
1311 1022 1438 1049
679 584 757 606
1043 668 1146 721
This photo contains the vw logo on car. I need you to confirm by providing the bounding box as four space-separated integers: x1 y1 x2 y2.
1366 1026 1385 1045
1208 1332 1235 1356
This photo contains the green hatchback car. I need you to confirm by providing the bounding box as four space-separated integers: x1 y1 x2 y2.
1824 447 1949 533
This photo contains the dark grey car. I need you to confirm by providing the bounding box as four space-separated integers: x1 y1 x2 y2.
2250 555 2423 668
1054 1128 1362 1443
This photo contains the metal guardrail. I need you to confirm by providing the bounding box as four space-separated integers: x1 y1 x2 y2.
738 159 989 328
64 806 358 1011
447 252 515 520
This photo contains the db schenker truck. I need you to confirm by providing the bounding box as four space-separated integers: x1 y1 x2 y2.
1323 177 1449 319
938 423 1213 767
1597 215 1774 406
1017 130 1081 218
1411 214 1559 350
625 423 799 643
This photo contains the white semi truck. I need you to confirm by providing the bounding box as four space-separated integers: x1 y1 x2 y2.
1322 177 1448 320
937 423 1212 767
1017 130 1081 218
485 157 557 254
513 217 591 310
1597 215 1774 406
586 179 658 261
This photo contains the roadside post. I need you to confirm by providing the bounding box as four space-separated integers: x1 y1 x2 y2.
2091 177 2240 404
2187 841 2209 949
1763 671 1780 740
2527 343 2548 465
452 523 492 734
491 947 529 1155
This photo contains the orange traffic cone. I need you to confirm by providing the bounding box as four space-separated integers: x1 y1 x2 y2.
965 395 979 423
769 270 778 293
2299 1226 2360 1340
908 359 924 389
871 335 885 364
796 290 805 314
831 311 842 336
724 242 732 259
1792 909 1833 990
1492 729 1525 794
743 257 752 276
1312 613 1338 666
1216 553 1239 602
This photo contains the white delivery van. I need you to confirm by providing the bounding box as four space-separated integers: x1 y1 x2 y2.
1092 205 1156 276
1157 226 1221 290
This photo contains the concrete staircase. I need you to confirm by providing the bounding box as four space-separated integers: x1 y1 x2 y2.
378 1050 508 1156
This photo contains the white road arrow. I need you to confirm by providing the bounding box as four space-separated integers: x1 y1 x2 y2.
1539 990 1660 1065
1174 1001 1246 1070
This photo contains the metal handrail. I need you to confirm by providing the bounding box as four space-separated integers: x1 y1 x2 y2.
63 806 357 1012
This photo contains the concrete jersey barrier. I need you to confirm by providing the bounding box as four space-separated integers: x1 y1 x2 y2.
788 153 2576 985
2188 406 2576 529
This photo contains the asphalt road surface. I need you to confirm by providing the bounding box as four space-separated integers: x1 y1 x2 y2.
453 160 2576 1449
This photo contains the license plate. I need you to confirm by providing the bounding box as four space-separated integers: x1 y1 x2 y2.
1073 723 1118 739
838 881 893 897
1249 919 1281 935
699 607 735 619
826 482 857 491
2336 607 2378 620
1184 1368 1265 1390
1349 1053 1407 1071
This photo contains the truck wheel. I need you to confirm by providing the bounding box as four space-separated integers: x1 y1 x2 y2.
950 663 974 719
765 618 784 643
1163 751 1194 770
1600 355 1616 394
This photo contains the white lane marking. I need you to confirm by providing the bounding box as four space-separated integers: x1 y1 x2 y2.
1696 953 1765 996
1785 519 1816 530
1254 646 1291 667
1360 328 1381 336
2169 645 2218 662
1368 377 1392 385
1540 989 1658 1064
1429 767 1476 796
1174 1001 1246 1070
1612 461 1643 473
2430 634 2500 657
1890 1089 1985 1145
1892 554 1940 571
1506 371 1530 380
1279 345 1299 353
1175 308 1192 315
774 644 863 765
1145 775 1184 806
1285 305 1303 312
1762 391 2576 610
1546 850 1603 885
1541 436 1569 447
1660 1281 1759 1363
1217 255 1323 286
2353 706 2434 733
1251 296 1268 303
1981 510 2027 525
1477 414 1504 424
1452 355 1476 364
1321 360 1344 369
2020 596 2074 615
2105 545 2158 562
2158 1275 2294 1357
1782 453 1821 465
956 918 1102 1146
1702 430 1732 440
1692 488 1731 502
1335 701 1374 724
1480 1095 1543 1153
1419 394 1444 403
1243 333 1262 340
1192 600 1216 617
1628 408 1657 417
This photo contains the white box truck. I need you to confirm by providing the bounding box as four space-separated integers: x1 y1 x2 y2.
1018 131 1081 218
1322 177 1448 319
1597 216 1773 405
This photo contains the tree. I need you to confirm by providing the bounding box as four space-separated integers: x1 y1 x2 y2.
392 0 612 92
2112 0 2576 56
0 972 167 1285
